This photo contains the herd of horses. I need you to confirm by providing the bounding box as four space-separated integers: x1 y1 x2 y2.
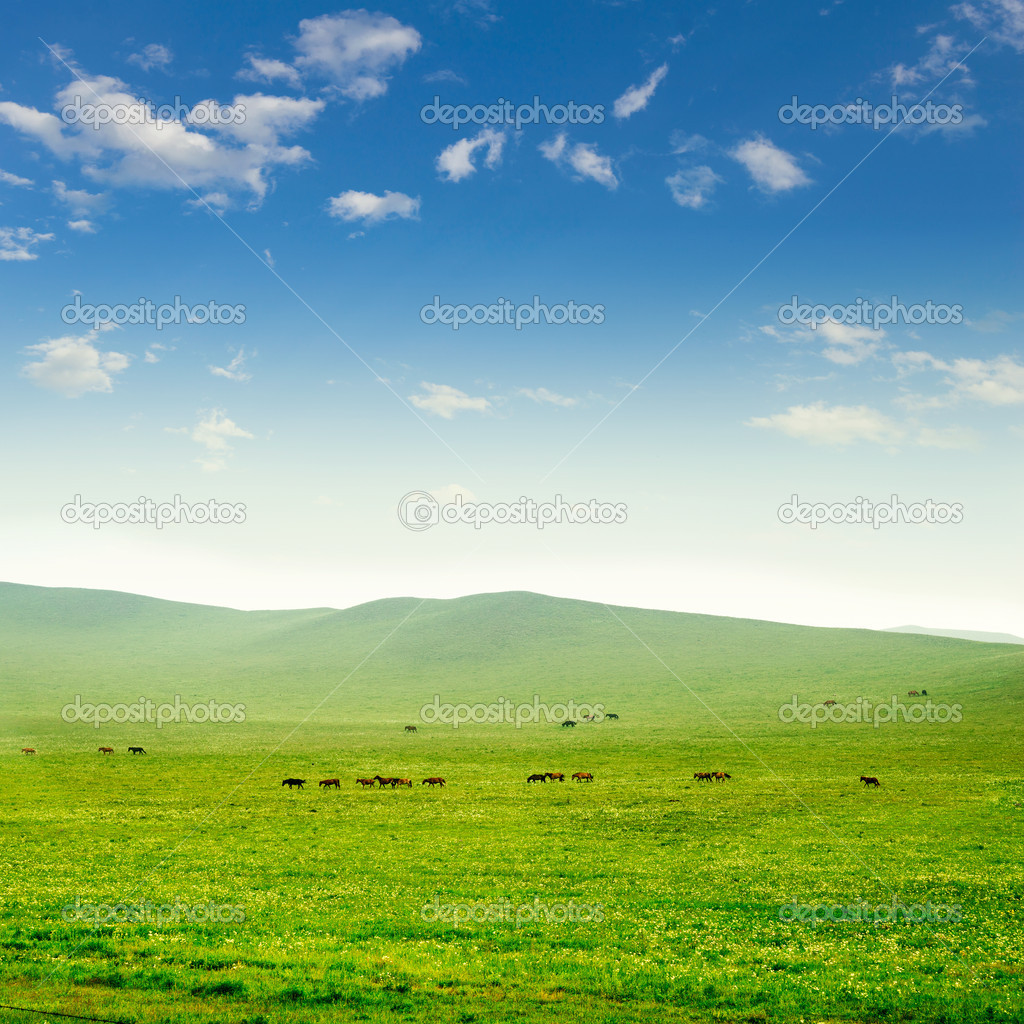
693 771 732 782
527 771 593 782
281 775 447 790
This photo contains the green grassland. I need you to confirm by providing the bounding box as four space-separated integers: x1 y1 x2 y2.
1 583 1022 1024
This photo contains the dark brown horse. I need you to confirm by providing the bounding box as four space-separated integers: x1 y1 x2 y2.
422 777 446 787
824 700 837 706
561 720 577 728
356 778 376 787
693 771 712 782
605 713 619 720
545 772 565 782
128 746 146 754
282 778 306 789
319 778 341 788
374 775 398 788
405 725 418 732
21 748 35 754
860 776 880 787
714 772 731 782
572 771 593 782
527 773 547 783
98 747 114 755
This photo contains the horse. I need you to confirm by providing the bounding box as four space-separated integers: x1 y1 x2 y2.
422 777 446 787
395 778 413 788
282 778 306 789
319 778 341 789
605 713 619 720
527 773 547 783
374 775 398 788
572 772 593 782
714 772 731 782
693 771 712 782
545 772 565 782
356 778 376 787
921 689 928 696
128 746 146 754
98 747 114 755
21 748 35 754
908 691 919 696
405 725 417 732
860 776 880 787
561 720 577 728
823 700 837 706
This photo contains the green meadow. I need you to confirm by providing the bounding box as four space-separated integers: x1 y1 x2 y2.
1 583 1022 1024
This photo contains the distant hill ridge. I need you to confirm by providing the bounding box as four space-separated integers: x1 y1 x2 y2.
884 625 1024 646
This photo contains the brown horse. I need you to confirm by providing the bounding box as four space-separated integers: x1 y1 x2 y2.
824 700 837 706
572 771 593 782
319 778 341 788
374 775 398 788
356 778 376 787
693 771 712 782
395 778 413 788
21 748 36 754
405 725 417 732
422 777 446 787
545 772 565 782
282 778 306 789
527 773 547 783
98 747 114 754
908 691 919 696
714 772 731 782
860 776 881 787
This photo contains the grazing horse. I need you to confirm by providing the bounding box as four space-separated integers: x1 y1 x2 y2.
921 689 927 696
823 700 837 706
356 778 376 787
395 778 413 788
98 747 114 755
714 772 731 782
545 772 565 782
605 713 619 720
908 691 919 696
128 746 146 754
319 778 341 789
21 748 36 754
374 775 398 788
282 778 306 789
561 720 577 728
572 772 593 782
422 777 446 787
405 725 417 732
693 771 712 782
527 773 547 783
860 776 881 787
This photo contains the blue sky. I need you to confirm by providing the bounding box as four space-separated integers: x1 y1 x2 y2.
0 0 1021 632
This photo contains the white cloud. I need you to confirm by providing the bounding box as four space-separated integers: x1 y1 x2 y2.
53 179 108 216
327 189 420 224
747 402 905 445
0 226 54 261
292 11 421 99
669 130 709 154
430 482 477 503
613 63 669 119
209 347 252 382
730 135 811 193
423 69 467 85
67 218 96 233
945 355 1024 405
540 133 618 189
0 169 33 187
408 382 491 418
21 333 130 396
813 320 885 365
953 0 1024 51
436 128 504 182
518 387 577 407
890 33 973 86
237 55 304 89
127 44 173 72
185 408 255 472
666 165 722 209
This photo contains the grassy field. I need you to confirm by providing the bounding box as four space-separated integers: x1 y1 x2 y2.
1 584 1022 1023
